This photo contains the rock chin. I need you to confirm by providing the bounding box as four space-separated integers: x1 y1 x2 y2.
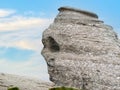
42 6 120 90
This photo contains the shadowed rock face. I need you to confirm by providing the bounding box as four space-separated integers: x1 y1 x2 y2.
42 6 120 90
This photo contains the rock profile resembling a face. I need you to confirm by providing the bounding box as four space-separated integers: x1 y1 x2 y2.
42 6 120 90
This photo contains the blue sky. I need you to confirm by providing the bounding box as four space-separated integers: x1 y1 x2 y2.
0 0 120 81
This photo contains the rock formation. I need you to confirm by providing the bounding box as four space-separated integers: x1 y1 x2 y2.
42 6 120 90
0 73 53 90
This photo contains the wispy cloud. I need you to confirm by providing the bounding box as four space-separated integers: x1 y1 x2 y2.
0 16 51 31
0 8 52 81
12 39 43 51
0 8 53 51
13 40 38 50
0 9 15 17
0 30 44 51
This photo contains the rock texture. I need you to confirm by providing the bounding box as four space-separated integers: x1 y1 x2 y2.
0 73 53 90
42 6 120 90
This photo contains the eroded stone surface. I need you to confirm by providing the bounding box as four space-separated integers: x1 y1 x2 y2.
42 6 120 90
0 73 53 90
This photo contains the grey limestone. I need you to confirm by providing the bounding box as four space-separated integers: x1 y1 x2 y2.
0 73 53 90
42 6 120 90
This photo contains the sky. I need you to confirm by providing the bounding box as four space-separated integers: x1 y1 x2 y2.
0 0 120 81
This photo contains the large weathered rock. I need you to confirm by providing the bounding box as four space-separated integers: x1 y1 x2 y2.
42 6 120 90
0 73 53 90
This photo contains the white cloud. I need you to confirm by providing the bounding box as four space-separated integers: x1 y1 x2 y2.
0 9 15 17
0 9 52 81
12 39 43 51
0 30 44 51
0 9 53 51
13 40 37 50
0 16 52 31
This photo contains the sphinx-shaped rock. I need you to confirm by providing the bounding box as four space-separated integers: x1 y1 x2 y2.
42 6 120 90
